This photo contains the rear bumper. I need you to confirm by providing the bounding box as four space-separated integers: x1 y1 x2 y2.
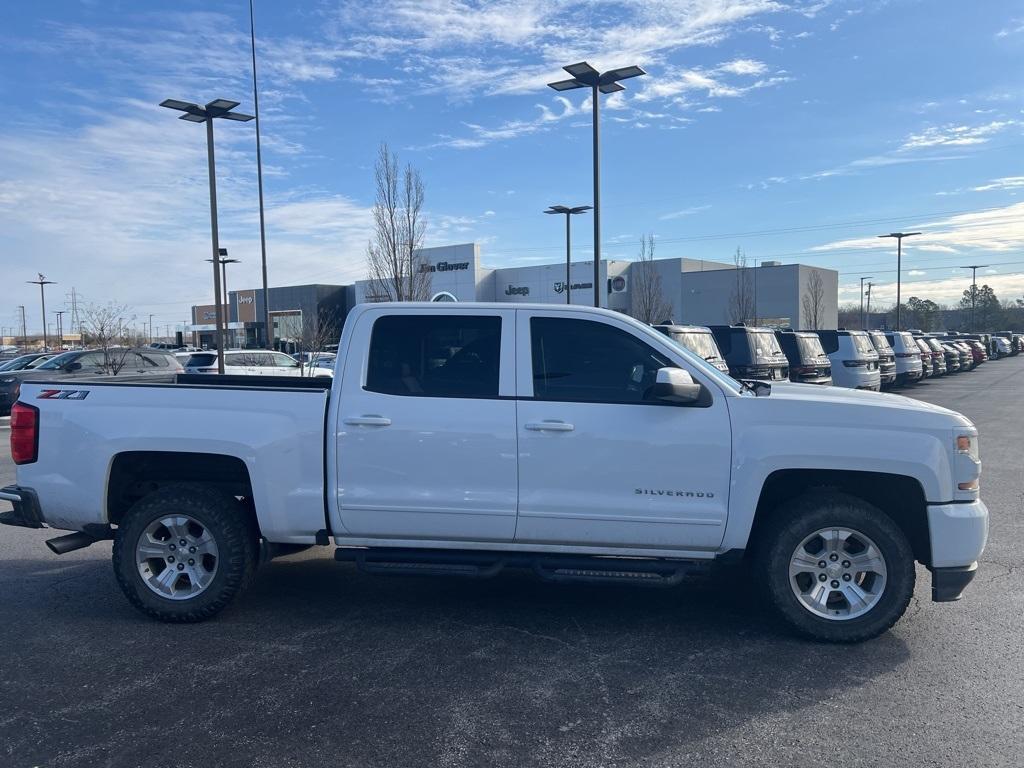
0 485 45 529
931 563 978 602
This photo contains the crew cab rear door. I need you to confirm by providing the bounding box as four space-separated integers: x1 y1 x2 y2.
514 310 731 550
334 306 518 541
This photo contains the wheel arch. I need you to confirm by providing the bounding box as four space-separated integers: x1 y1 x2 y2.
107 451 259 534
747 469 932 566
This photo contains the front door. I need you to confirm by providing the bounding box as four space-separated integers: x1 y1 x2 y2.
515 312 732 550
334 307 518 542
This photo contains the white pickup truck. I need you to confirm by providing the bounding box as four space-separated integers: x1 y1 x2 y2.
1 303 988 642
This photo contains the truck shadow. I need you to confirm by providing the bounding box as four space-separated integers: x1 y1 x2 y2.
1 553 913 767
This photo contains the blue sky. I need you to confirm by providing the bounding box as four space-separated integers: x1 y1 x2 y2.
2 0 1023 334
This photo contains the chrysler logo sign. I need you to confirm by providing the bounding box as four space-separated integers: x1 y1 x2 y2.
553 281 592 294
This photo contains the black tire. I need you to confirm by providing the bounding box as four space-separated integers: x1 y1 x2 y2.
754 490 915 643
112 483 260 623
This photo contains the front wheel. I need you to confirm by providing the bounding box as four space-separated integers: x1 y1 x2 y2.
755 491 915 643
112 484 260 622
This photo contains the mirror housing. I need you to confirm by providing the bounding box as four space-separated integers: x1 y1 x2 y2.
651 367 703 405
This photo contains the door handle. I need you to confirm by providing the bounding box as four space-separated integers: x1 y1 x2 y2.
525 420 574 432
343 415 392 427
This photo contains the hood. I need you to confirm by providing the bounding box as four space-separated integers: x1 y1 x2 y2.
764 380 969 424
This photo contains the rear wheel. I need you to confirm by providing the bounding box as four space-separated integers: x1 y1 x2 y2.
755 491 915 643
112 484 259 622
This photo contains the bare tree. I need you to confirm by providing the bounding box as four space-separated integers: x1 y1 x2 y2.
728 247 754 324
801 270 826 330
295 309 341 376
629 234 672 324
80 303 137 375
365 143 431 302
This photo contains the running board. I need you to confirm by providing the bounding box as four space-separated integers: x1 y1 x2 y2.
334 546 703 586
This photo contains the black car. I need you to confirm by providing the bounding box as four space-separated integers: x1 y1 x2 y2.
774 330 832 385
866 331 897 388
707 325 790 381
0 352 54 372
652 324 730 373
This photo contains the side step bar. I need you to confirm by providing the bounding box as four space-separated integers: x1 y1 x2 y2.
334 546 705 587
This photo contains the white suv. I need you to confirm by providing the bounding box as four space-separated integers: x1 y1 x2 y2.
814 330 881 391
884 331 924 386
183 350 332 377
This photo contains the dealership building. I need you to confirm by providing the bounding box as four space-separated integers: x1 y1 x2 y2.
191 242 837 348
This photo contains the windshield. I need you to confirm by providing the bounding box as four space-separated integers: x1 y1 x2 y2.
35 351 80 370
851 333 876 355
795 335 826 359
669 331 721 360
869 332 893 353
0 356 29 371
750 331 784 360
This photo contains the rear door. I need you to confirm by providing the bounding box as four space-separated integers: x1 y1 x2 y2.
514 310 731 550
334 307 518 541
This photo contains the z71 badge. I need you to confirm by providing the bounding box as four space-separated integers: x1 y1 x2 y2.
37 389 90 400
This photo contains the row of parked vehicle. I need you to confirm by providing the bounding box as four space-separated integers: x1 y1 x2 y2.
0 346 337 415
654 325 1022 390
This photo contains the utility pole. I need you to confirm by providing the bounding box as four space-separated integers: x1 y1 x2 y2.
17 305 26 347
877 232 921 331
959 265 989 331
54 310 65 350
27 273 56 350
865 283 874 329
859 276 874 329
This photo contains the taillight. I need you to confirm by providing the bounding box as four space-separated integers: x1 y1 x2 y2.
11 402 39 465
843 359 867 367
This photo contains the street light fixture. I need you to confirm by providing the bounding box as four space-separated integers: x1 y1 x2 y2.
877 232 921 330
549 61 646 307
208 249 240 346
160 97 254 373
859 276 874 329
27 273 56 350
544 205 591 304
959 264 990 331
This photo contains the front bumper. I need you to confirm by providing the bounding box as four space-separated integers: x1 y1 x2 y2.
931 563 978 602
0 486 45 529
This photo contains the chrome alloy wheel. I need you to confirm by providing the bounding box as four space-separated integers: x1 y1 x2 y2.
135 515 219 600
788 527 887 621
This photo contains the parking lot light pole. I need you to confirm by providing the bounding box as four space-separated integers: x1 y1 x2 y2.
959 265 989 331
160 98 254 373
544 205 592 304
208 251 240 346
859 276 873 329
549 62 646 308
54 310 65 350
27 273 55 351
877 232 921 330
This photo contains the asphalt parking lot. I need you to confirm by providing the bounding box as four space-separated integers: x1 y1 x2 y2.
1 360 1022 768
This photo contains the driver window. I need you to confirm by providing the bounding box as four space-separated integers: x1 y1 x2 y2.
530 317 674 403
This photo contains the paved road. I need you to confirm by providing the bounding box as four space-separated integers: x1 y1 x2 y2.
1 362 1021 768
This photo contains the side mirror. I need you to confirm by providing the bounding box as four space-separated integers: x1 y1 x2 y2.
651 367 702 405
64 361 82 372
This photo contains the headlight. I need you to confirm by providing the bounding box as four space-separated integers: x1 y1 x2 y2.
1 377 15 384
956 434 979 461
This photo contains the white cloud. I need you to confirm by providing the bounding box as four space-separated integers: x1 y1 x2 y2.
972 176 1024 192
718 58 768 76
659 205 712 220
900 121 1017 150
810 202 1024 255
996 18 1024 38
907 270 927 276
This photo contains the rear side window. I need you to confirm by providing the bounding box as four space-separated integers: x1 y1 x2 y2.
850 334 876 355
531 317 674 404
187 353 217 368
138 352 171 368
796 335 826 359
366 314 501 398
